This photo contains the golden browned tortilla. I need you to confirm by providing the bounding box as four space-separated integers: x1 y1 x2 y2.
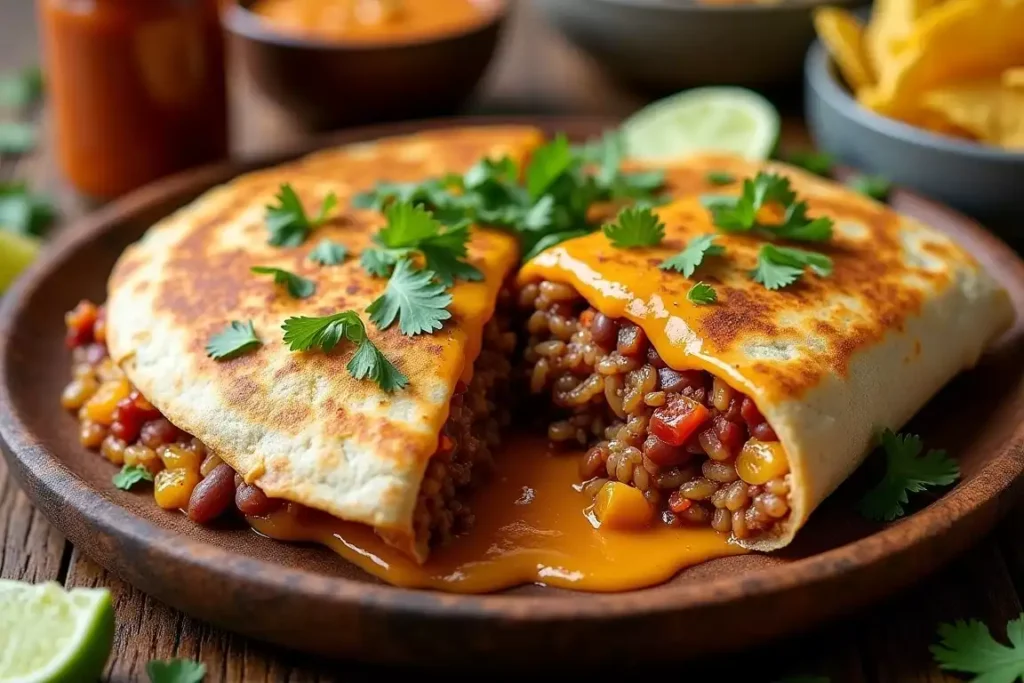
104 126 545 560
520 153 1014 551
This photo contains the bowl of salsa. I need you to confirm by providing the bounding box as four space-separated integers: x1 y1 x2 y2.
224 0 508 130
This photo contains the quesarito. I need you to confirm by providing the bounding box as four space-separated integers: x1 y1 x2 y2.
60 126 1013 578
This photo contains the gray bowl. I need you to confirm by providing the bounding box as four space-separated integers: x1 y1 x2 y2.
534 0 866 92
805 39 1024 225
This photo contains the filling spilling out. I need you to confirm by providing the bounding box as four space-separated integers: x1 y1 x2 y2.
61 278 791 571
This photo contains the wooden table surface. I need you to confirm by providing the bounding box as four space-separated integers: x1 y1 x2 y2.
2 2 1023 681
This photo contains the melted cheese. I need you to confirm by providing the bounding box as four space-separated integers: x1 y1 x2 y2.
249 434 745 593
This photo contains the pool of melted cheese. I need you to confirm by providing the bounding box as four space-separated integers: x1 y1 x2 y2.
249 434 745 593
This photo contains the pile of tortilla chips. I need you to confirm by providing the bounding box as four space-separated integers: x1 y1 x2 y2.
813 0 1024 151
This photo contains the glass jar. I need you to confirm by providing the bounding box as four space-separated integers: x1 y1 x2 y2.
38 0 229 200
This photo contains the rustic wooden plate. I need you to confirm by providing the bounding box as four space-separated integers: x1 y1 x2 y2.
2 117 1024 668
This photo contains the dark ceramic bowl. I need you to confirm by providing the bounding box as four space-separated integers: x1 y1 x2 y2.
533 0 866 92
223 0 508 131
805 40 1024 226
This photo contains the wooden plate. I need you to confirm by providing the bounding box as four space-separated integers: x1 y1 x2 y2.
3 117 1024 667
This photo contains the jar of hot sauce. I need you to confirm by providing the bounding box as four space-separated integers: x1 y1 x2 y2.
38 0 229 200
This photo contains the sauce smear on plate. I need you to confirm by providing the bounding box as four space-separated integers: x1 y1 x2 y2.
249 434 745 593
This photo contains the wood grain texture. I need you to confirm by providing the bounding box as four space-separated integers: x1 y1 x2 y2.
1 1 1023 680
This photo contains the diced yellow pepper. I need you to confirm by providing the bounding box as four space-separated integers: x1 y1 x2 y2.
736 440 789 485
594 481 653 530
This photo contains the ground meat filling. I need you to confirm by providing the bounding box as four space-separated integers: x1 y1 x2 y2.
518 280 793 542
61 298 515 551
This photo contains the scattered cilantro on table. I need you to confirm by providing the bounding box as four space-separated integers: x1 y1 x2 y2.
265 184 337 247
112 464 153 491
751 244 834 291
308 238 347 265
687 282 717 305
250 266 316 299
0 182 56 237
858 428 960 521
931 613 1024 683
366 259 452 336
660 234 725 277
282 311 407 392
205 321 262 361
147 658 206 683
602 206 665 248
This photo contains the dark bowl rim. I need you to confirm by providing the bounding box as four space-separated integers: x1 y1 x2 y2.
804 39 1024 163
222 0 507 51
578 0 864 14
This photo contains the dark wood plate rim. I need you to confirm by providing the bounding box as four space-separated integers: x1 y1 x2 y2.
2 114 1024 626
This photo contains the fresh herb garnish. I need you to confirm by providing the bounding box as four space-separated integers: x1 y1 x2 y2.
708 172 834 243
705 171 736 186
931 613 1024 682
0 66 43 109
147 658 207 683
250 266 315 299
0 122 36 154
366 259 452 336
602 206 665 248
205 320 262 361
858 429 960 521
0 182 55 237
361 201 481 286
751 244 833 290
527 133 574 200
847 174 892 201
783 150 836 177
281 311 407 392
659 234 725 277
309 238 347 265
265 184 337 247
113 464 154 491
687 282 717 305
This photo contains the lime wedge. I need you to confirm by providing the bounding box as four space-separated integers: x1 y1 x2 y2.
0 231 41 294
622 86 781 162
0 580 114 683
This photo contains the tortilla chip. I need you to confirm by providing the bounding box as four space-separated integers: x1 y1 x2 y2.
861 0 1024 120
924 79 1024 150
1004 67 1024 89
863 0 947 78
814 8 875 90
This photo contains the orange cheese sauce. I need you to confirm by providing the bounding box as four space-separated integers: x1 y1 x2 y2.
249 434 745 593
249 0 496 43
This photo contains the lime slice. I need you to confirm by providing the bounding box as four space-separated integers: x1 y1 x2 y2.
622 86 781 162
0 580 114 683
0 231 41 294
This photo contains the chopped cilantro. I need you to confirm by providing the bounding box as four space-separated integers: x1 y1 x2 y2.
847 174 892 201
366 259 452 336
113 464 153 491
526 133 574 200
783 149 836 177
705 171 736 186
931 613 1024 682
602 206 665 248
751 244 833 290
265 184 337 247
858 429 960 521
709 172 833 243
250 266 315 299
659 234 725 277
205 320 262 360
687 282 717 305
309 238 348 265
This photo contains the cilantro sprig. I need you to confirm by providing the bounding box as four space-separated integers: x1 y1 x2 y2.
687 282 716 305
309 238 347 265
660 234 724 277
366 259 452 336
113 464 153 491
206 320 262 361
931 613 1024 682
751 244 833 291
265 184 337 247
708 172 834 243
147 658 206 683
602 206 665 248
250 266 315 299
858 429 960 521
282 311 407 392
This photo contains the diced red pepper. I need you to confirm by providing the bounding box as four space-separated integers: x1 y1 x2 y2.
668 491 692 514
650 396 711 447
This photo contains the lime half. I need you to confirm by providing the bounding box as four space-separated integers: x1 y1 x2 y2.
0 580 114 683
0 231 41 294
622 86 781 162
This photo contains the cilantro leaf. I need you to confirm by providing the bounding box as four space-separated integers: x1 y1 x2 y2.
931 614 1024 683
847 174 892 201
706 171 736 186
687 282 717 305
526 134 573 200
0 183 55 237
281 311 406 391
0 122 36 154
250 266 315 299
603 206 665 248
522 228 591 262
783 150 835 177
858 429 960 521
0 66 43 109
113 464 154 491
366 259 452 336
376 201 441 248
709 172 833 243
659 234 725 277
146 658 206 683
751 244 833 290
206 321 262 360
364 202 480 285
309 238 347 265
360 248 401 277
265 184 336 247
418 221 483 285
